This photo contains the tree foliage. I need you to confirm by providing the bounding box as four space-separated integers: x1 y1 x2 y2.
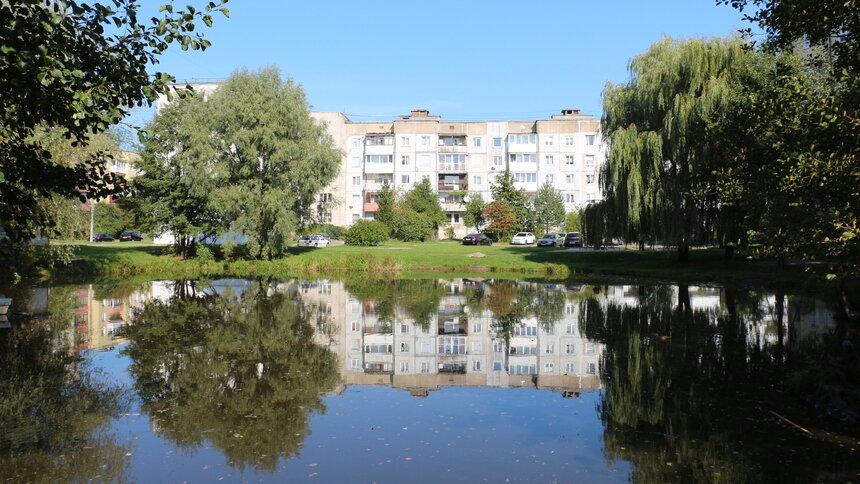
532 182 566 234
0 1 228 252
388 208 434 242
483 200 517 241
464 193 486 232
375 182 396 228
343 220 388 246
490 170 533 232
403 177 446 232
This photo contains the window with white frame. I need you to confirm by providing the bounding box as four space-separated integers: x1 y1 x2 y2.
472 322 482 333
400 342 409 352
545 154 554 165
438 336 466 354
565 155 575 165
493 360 502 370
350 157 361 168
566 324 575 334
364 343 392 353
421 135 431 146
586 342 596 354
447 213 461 224
350 339 360 350
366 135 393 145
473 360 482 371
473 175 481 185
544 135 554 146
566 193 576 203
586 174 596 184
509 153 536 163
400 135 411 146
365 155 392 164
350 358 361 369
513 172 537 183
493 156 503 166
565 343 577 354
350 137 362 149
401 175 410 184
492 137 502 147
564 135 574 146
545 343 554 354
472 341 482 352
565 362 575 373
492 340 504 352
585 154 595 165
439 154 466 171
586 134 595 145
352 194 361 205
473 137 482 147
401 155 410 165
400 361 409 372
420 342 431 353
587 362 597 374
400 324 409 334
352 176 361 186
565 174 575 184
545 174 554 183
508 134 536 144
544 363 555 372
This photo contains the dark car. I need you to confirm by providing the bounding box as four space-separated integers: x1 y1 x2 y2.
537 234 560 247
563 232 583 247
119 231 144 242
92 233 114 242
462 234 492 246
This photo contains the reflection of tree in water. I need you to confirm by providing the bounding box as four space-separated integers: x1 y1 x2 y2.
0 286 128 482
122 279 340 472
343 278 448 331
582 285 859 483
474 281 567 341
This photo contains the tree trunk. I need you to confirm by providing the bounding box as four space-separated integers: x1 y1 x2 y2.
677 241 689 262
723 245 735 265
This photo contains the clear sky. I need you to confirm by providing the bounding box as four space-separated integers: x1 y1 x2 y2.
132 0 758 125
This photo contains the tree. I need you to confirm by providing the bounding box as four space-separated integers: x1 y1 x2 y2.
599 37 754 261
388 208 434 242
343 220 388 246
490 170 533 232
564 209 582 232
129 95 221 258
403 177 446 234
483 200 517 241
0 1 228 255
464 194 487 232
375 181 396 228
532 182 566 234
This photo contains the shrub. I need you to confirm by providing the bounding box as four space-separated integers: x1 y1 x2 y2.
195 244 215 262
389 209 434 241
305 223 346 239
444 225 455 240
344 220 388 246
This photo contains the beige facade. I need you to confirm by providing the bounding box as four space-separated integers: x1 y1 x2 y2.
311 109 605 236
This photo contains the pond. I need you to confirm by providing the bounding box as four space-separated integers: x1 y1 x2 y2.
0 277 857 482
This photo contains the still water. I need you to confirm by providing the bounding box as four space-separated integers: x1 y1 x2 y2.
0 278 857 483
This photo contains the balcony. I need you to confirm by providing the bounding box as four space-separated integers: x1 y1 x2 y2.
364 203 379 213
438 180 467 191
437 163 467 172
438 145 467 154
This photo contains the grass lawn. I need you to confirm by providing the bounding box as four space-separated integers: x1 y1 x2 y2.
43 240 842 291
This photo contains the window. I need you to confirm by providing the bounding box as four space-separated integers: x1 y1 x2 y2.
319 193 332 203
544 135 554 146
350 358 362 369
493 361 502 371
439 154 466 171
421 135 431 146
350 137 361 149
545 154 554 165
473 175 482 185
565 363 575 373
587 193 598 202
565 343 577 354
510 345 536 355
421 362 430 373
585 154 595 165
350 157 361 168
401 155 410 165
400 342 409 352
418 154 432 169
545 174 554 183
352 176 361 186
587 362 597 374
514 325 537 336
473 360 482 371
420 342 431 353
586 342 596 354
352 213 361 222
545 344 554 354
352 194 361 205
472 341 482 352
544 363 555 373
366 135 393 145
400 324 409 334
438 336 466 354
508 134 536 144
512 172 537 183
565 174 575 184
439 136 466 146
400 361 409 372
565 155 575 165
447 213 461 224
364 343 392 353
492 137 502 147
350 339 360 350
509 153 536 163
564 135 574 146
473 137 482 147
365 155 392 164
401 175 410 184
566 193 576 203
400 135 411 146
586 174 596 184
566 324 575 334
493 340 504 352
472 322 482 333
493 156 503 166
510 364 537 375
586 134 595 146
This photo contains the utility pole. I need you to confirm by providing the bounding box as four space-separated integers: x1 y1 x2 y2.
89 200 95 242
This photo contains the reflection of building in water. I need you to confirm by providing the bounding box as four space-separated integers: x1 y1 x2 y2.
72 285 151 351
297 279 605 396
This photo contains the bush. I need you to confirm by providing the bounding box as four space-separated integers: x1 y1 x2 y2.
94 203 134 238
195 244 215 262
344 220 388 246
305 223 345 239
389 209 434 242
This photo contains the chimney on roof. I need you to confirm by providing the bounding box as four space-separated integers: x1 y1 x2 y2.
411 109 430 117
561 108 581 116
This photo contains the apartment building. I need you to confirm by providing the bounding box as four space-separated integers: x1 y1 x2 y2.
310 109 605 236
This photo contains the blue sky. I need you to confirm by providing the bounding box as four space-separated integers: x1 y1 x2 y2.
135 0 757 124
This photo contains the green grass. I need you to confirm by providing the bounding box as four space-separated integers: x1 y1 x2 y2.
39 240 851 292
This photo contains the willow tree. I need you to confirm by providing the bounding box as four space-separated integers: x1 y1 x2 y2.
600 37 754 261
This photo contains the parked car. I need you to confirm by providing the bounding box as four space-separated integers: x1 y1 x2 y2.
92 233 114 242
310 233 331 241
510 232 536 245
537 234 560 247
119 231 144 242
563 232 583 247
462 233 492 246
297 234 330 247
